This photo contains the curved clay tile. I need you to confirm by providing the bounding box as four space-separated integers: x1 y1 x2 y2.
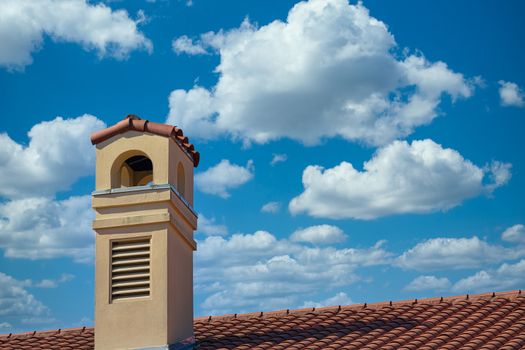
2 283 524 349
90 115 199 167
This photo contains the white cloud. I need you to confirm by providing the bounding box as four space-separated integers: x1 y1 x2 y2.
197 213 228 236
172 35 208 55
34 280 59 289
485 161 512 191
196 231 289 266
0 0 152 70
0 116 102 263
301 292 352 308
0 196 94 263
0 322 11 330
270 154 287 166
20 316 57 325
452 259 525 293
135 9 149 25
502 224 525 244
261 201 280 214
0 273 74 290
32 274 75 289
498 80 525 107
404 275 451 291
291 224 346 245
168 87 217 139
167 0 472 146
0 115 106 199
195 159 254 198
0 272 49 319
289 139 511 219
397 236 525 271
195 231 391 315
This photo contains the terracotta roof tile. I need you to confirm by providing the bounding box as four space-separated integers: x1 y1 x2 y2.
1 291 525 350
90 115 200 167
0 327 94 350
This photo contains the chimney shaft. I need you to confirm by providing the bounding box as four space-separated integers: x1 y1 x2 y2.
91 122 197 350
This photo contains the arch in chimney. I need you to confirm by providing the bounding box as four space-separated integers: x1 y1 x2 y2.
110 150 154 188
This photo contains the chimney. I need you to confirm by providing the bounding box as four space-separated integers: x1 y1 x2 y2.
91 116 199 350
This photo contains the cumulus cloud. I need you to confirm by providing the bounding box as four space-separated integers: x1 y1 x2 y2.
0 272 49 320
197 213 228 236
301 292 352 308
194 225 524 315
404 275 451 291
502 224 525 244
172 35 208 55
0 115 106 199
397 236 525 271
0 196 94 263
452 259 525 293
197 231 291 266
167 0 472 146
195 159 254 198
0 0 152 70
291 224 346 245
0 274 75 290
270 154 287 166
498 80 524 107
261 201 281 214
32 274 75 289
485 161 512 191
195 231 391 315
0 115 103 263
289 139 511 219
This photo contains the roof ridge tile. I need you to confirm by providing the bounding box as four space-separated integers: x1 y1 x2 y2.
0 326 93 340
194 290 524 323
90 114 199 167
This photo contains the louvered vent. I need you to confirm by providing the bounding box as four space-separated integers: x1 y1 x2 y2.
111 238 151 301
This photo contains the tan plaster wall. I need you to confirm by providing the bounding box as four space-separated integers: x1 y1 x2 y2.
167 224 194 344
93 130 197 350
93 188 170 208
95 131 195 206
93 192 196 349
94 225 168 350
168 138 195 206
95 131 170 190
92 189 197 231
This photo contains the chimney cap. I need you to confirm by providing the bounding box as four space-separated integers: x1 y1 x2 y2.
90 115 199 167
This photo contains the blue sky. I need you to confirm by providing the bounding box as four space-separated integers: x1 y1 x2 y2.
0 0 524 334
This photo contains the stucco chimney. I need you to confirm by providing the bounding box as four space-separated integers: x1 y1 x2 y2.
91 116 199 350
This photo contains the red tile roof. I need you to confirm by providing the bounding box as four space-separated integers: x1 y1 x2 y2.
2 290 525 350
0 327 93 350
90 115 200 167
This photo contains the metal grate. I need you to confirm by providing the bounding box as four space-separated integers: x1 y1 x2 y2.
111 238 151 301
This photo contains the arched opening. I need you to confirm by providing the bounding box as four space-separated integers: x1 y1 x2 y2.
177 162 185 198
117 155 153 188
